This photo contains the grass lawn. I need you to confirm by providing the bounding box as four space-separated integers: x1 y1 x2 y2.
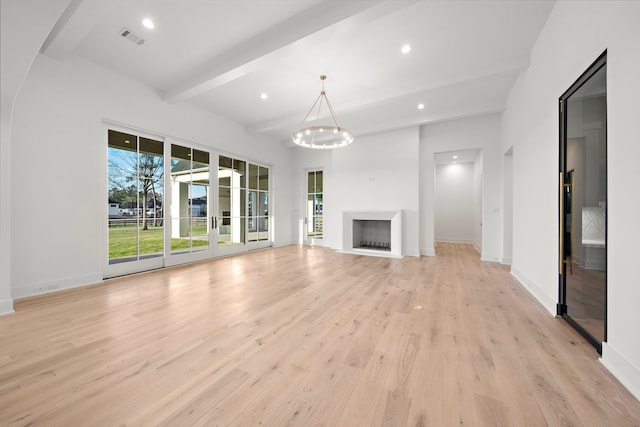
109 225 208 259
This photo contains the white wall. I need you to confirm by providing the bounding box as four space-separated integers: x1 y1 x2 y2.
420 114 501 260
294 128 421 256
501 0 640 400
434 163 474 243
10 53 293 298
0 0 72 315
502 148 513 265
473 151 483 251
330 128 420 256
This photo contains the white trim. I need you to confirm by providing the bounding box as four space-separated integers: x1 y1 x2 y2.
421 248 436 256
12 273 103 299
434 237 475 244
601 343 640 402
404 249 420 257
481 252 500 263
510 267 556 316
0 298 15 316
216 241 272 258
501 256 512 265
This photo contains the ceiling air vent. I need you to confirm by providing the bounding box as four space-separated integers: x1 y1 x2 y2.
119 28 145 45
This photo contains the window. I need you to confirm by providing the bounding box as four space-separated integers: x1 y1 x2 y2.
108 130 164 264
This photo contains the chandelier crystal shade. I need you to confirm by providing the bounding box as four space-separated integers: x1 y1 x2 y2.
292 75 353 149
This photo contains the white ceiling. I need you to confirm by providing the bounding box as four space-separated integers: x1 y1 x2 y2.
434 148 480 165
41 0 555 147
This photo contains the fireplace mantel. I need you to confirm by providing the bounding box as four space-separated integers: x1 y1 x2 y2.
341 210 403 258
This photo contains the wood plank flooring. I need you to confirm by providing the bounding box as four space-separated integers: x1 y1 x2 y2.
1 243 639 426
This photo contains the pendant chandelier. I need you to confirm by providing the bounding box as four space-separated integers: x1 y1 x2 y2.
292 75 353 149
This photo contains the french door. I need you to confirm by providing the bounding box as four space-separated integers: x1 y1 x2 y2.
217 155 271 256
559 51 607 353
107 128 167 277
106 129 271 277
164 143 216 267
304 170 324 245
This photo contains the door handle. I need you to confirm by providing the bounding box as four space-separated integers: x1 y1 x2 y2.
559 172 564 275
212 216 217 229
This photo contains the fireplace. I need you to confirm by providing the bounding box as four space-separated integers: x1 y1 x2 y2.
342 210 402 258
353 220 391 251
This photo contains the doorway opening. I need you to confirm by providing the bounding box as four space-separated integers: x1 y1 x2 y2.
434 149 483 252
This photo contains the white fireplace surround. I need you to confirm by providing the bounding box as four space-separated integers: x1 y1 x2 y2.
341 210 403 258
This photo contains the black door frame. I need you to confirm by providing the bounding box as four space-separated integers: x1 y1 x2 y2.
558 50 607 354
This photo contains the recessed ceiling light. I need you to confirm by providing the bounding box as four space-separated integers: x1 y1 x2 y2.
260 93 268 100
142 18 154 29
401 44 411 54
453 155 459 159
417 103 424 110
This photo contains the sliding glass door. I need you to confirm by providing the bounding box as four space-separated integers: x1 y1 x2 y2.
106 129 272 276
559 51 607 353
166 143 214 266
217 155 271 255
107 129 165 276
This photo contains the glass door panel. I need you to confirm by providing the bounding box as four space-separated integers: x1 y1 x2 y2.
305 170 323 243
247 164 270 243
108 130 164 265
218 156 246 246
170 145 210 255
248 190 258 242
560 52 606 351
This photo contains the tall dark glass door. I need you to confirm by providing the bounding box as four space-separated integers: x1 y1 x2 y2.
559 52 607 353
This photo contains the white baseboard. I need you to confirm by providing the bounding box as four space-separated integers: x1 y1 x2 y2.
273 240 295 248
481 253 500 263
0 298 14 316
601 342 640 402
420 248 436 256
435 238 474 244
13 273 103 300
510 267 556 316
404 248 420 257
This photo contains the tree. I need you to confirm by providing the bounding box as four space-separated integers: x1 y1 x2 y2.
109 148 163 230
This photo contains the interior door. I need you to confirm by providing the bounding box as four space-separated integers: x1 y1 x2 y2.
559 51 607 353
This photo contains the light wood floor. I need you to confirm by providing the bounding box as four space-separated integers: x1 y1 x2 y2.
566 261 606 342
1 243 639 426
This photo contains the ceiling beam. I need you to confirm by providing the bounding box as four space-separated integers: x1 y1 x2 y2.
163 0 418 104
41 0 126 60
246 61 529 135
